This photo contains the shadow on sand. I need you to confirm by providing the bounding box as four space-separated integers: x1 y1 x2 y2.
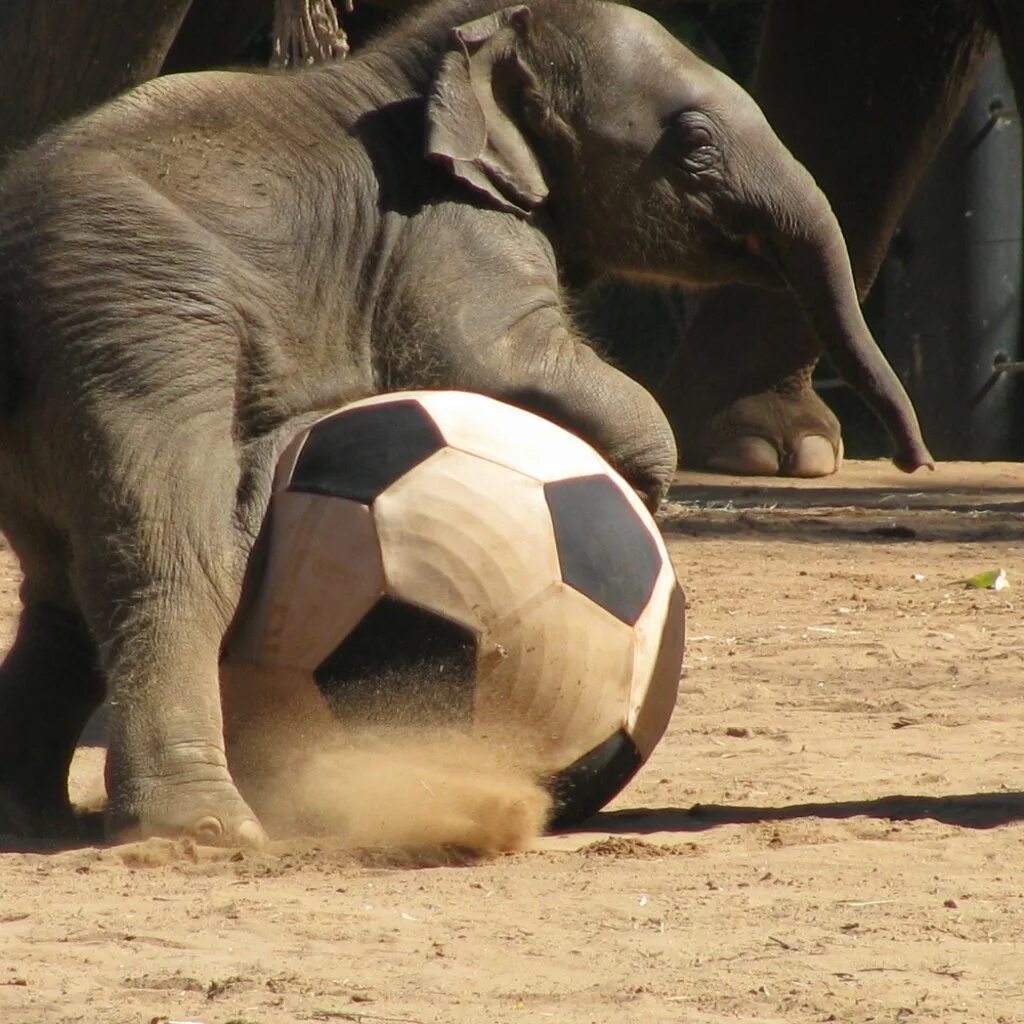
0 811 104 854
6 790 1023 855
573 790 1024 835
666 481 1024 516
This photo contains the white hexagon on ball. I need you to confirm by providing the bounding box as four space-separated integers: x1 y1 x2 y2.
221 390 685 828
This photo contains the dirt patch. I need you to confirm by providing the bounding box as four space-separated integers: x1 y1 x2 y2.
2 460 1024 1024
576 836 694 859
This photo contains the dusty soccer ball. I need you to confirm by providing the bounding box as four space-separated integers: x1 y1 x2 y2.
222 391 685 827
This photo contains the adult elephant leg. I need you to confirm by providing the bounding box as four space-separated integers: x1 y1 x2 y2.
0 0 195 157
665 288 838 476
661 0 993 476
0 514 105 837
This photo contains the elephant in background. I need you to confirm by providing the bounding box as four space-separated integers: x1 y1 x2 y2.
0 0 929 845
657 0 1017 476
0 0 344 159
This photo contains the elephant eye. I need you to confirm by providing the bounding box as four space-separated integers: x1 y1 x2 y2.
669 112 721 174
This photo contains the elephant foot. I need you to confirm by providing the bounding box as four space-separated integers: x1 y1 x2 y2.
106 775 268 848
659 281 850 478
705 431 844 477
679 379 844 478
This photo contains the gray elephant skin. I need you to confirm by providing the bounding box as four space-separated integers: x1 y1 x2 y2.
0 0 932 845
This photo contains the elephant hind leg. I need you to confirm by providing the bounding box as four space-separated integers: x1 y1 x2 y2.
64 430 272 848
0 517 105 841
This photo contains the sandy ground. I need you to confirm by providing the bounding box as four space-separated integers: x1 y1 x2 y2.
2 459 1023 1024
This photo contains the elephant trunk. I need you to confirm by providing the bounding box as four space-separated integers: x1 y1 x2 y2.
771 188 934 472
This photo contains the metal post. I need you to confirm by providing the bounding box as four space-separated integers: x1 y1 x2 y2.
882 49 1022 460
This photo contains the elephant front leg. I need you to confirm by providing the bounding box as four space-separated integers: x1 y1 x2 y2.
463 317 678 511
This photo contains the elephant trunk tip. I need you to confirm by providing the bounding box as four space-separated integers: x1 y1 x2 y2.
893 439 935 474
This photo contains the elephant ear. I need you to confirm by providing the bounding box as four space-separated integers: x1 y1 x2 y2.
426 5 548 216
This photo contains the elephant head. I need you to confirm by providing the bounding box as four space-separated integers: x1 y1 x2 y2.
425 0 933 473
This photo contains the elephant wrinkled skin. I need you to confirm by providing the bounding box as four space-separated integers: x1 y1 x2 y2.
0 0 930 844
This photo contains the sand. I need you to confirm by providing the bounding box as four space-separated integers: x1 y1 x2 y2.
2 459 1023 1024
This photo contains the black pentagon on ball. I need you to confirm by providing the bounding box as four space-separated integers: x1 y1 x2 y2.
544 474 661 625
289 399 445 504
545 729 643 829
313 597 478 727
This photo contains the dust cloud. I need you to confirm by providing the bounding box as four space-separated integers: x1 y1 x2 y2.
226 693 552 859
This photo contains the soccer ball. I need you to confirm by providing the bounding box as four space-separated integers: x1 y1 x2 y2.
222 391 685 827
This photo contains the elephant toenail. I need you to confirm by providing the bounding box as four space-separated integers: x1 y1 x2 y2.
706 436 780 476
193 815 224 841
788 435 837 478
238 819 268 847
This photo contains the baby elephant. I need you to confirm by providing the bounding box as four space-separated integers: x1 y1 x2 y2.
0 0 932 844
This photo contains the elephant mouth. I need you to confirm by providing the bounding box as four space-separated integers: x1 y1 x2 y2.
731 229 786 290
744 231 788 285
